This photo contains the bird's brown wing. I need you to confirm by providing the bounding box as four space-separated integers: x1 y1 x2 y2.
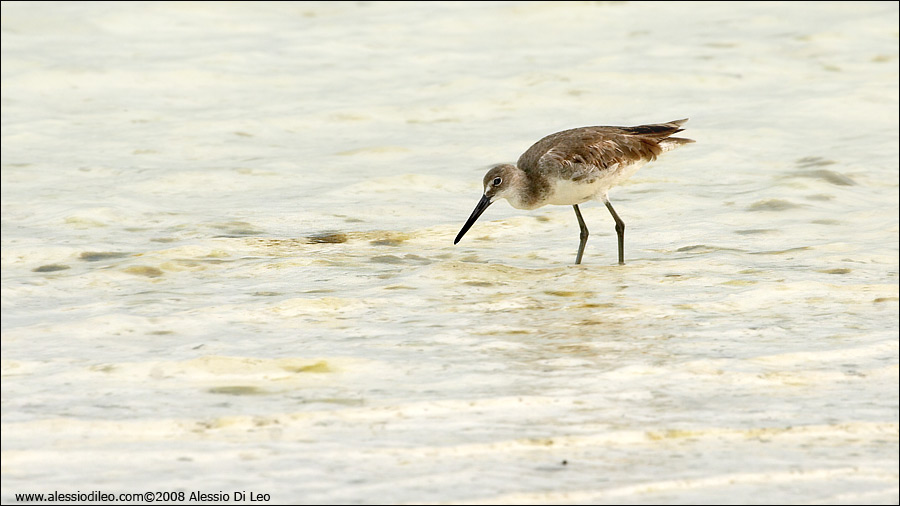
520 130 652 183
518 119 691 182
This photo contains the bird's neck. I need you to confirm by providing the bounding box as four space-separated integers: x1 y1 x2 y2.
506 167 547 210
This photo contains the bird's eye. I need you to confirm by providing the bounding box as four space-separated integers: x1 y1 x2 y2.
492 177 502 186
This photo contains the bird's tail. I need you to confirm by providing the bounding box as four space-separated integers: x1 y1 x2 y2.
658 118 694 152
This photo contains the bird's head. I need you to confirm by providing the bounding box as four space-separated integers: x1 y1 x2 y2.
454 164 521 245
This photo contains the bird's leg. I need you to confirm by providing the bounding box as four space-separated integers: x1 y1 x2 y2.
604 199 625 265
573 205 589 265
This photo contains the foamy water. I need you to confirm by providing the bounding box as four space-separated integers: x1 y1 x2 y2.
2 2 898 504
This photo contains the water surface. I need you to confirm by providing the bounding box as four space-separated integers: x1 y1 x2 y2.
2 2 898 504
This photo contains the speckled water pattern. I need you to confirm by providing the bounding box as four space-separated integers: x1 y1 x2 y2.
2 2 898 504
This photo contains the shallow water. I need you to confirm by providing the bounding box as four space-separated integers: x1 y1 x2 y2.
2 1 898 504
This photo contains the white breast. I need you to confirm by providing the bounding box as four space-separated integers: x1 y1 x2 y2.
545 179 603 206
545 160 647 206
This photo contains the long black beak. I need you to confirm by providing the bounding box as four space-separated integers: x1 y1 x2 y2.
454 195 492 244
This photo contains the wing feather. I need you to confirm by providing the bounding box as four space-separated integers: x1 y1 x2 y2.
517 119 691 183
